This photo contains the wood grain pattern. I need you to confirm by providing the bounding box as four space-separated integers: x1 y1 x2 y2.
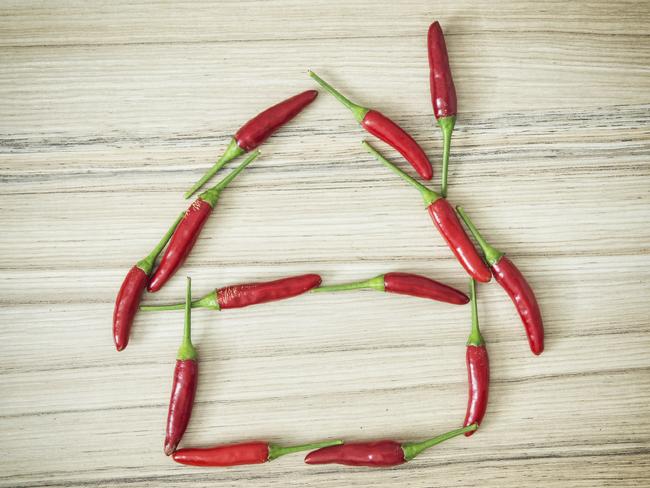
1 1 649 486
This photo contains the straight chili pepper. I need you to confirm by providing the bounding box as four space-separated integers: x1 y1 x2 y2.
308 71 433 181
141 274 322 311
464 279 489 435
173 439 343 467
113 213 183 351
428 21 457 198
164 277 198 456
456 207 544 355
185 90 318 198
312 272 468 305
148 151 260 293
304 424 476 467
363 141 491 283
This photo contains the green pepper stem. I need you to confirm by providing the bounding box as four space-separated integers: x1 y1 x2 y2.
308 70 369 123
184 138 246 199
362 141 441 206
198 150 260 207
140 290 219 312
401 424 477 461
135 212 184 276
455 206 504 266
267 439 344 461
176 277 198 360
467 279 484 346
312 275 385 293
438 115 456 198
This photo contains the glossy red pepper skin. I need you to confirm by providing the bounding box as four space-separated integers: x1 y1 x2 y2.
305 425 476 467
150 152 259 293
141 273 323 312
427 22 457 119
428 199 492 283
384 272 469 304
185 92 316 198
148 200 212 293
464 345 489 435
309 71 432 180
492 256 544 355
463 279 489 435
313 272 469 305
113 213 182 351
113 266 148 351
235 90 318 151
427 21 457 198
165 277 198 456
218 274 322 309
456 207 544 356
164 358 198 456
174 441 269 467
173 439 343 467
362 142 490 283
305 441 405 467
361 110 433 180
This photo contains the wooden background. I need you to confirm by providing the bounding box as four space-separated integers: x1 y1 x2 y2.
1 1 649 486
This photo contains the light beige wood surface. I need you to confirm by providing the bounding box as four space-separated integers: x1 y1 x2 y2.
1 1 649 486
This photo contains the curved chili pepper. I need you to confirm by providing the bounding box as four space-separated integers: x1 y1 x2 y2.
148 151 260 293
304 424 476 467
185 90 317 198
217 273 320 309
173 439 342 467
164 277 199 456
427 21 457 198
312 272 468 305
456 207 544 355
363 141 491 283
464 279 489 435
113 213 183 351
140 274 322 311
308 71 432 181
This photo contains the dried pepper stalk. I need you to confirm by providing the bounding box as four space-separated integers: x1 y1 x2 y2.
463 279 489 434
428 21 457 197
164 277 198 456
456 207 544 355
173 439 343 467
113 213 183 351
312 272 468 305
141 274 322 311
304 424 476 467
185 90 317 198
148 151 260 293
309 70 433 180
363 141 491 282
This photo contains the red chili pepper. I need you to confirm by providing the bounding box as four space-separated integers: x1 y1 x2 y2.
164 277 199 456
148 151 260 293
363 141 491 283
456 207 544 355
113 213 183 351
140 274 322 311
308 71 433 181
427 21 457 198
173 439 342 467
185 90 318 198
312 272 468 305
463 279 489 435
304 425 476 467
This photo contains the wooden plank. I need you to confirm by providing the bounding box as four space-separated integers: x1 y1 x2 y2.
1 1 649 487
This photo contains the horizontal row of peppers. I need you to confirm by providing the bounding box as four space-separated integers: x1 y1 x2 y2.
112 20 544 467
